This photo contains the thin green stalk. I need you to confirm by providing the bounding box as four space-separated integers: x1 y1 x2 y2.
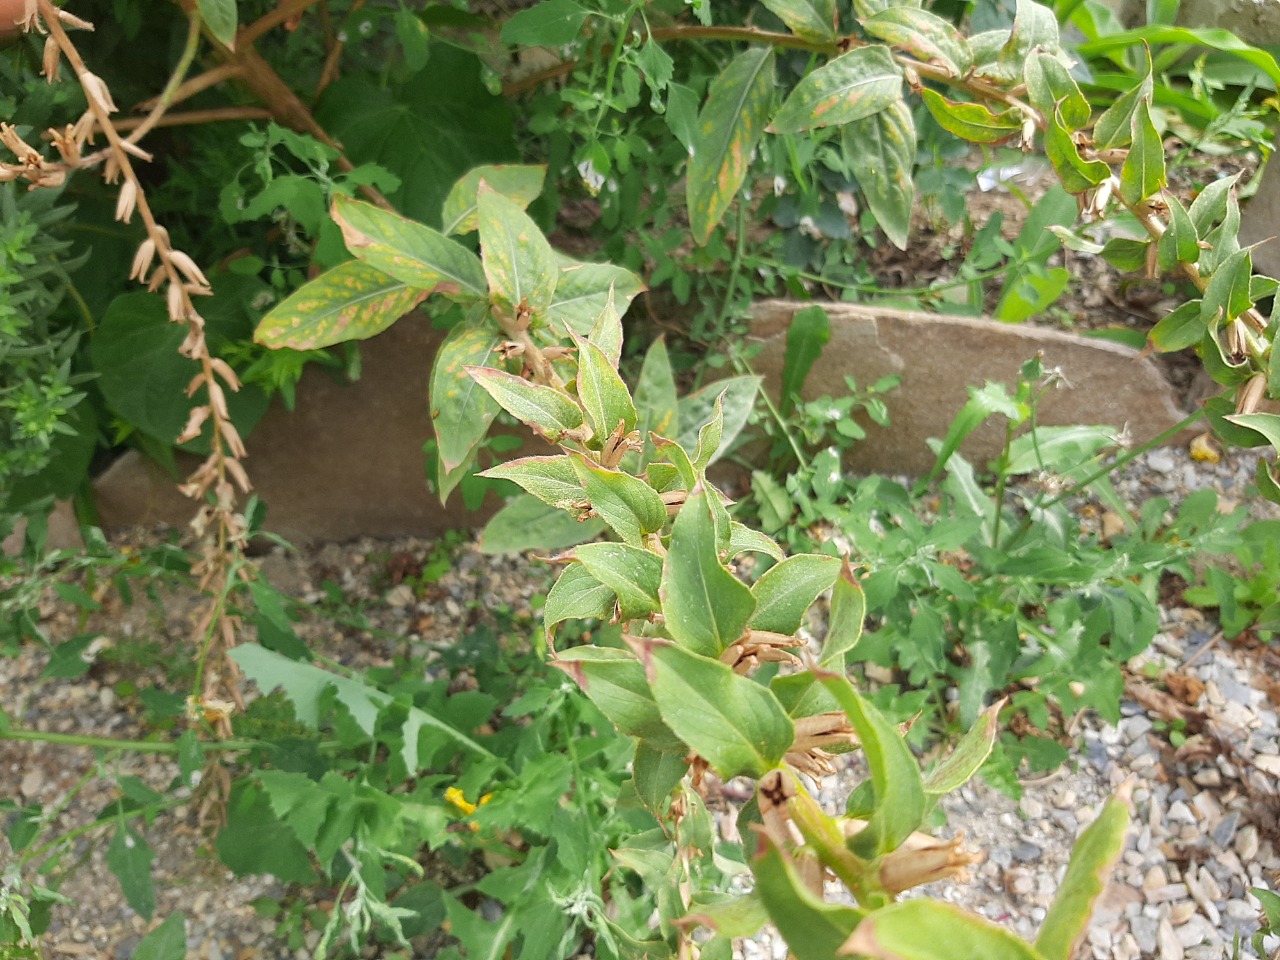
0 727 259 753
21 796 188 866
990 417 1017 549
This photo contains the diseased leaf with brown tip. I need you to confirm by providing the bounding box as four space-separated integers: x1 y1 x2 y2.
429 318 505 485
770 45 901 135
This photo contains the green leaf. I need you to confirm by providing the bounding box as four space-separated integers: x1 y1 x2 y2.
1255 887 1280 928
478 186 558 323
573 332 637 440
1224 412 1280 449
553 646 684 750
1200 248 1254 324
853 0 921 18
780 306 830 415
634 336 680 443
694 390 727 472
107 825 156 920
217 783 315 883
632 742 688 816
920 89 1022 144
923 700 1001 800
749 555 841 635
589 286 624 368
729 522 786 561
770 45 902 134
131 912 186 960
684 892 771 939
675 376 761 466
442 165 547 236
844 900 1048 959
1119 100 1166 205
923 381 1027 484
759 0 836 41
1148 300 1205 352
478 494 604 554
466 366 583 441
752 832 864 960
1036 793 1130 960
1099 237 1150 272
820 560 866 666
688 48 776 245
544 563 616 639
257 770 334 850
638 639 794 778
998 0 1061 72
571 455 666 545
548 258 646 336
331 195 487 298
1092 50 1152 150
1043 105 1110 194
820 674 925 857
1078 26 1280 87
479 455 583 511
1157 196 1200 271
1188 174 1238 238
500 0 589 45
842 99 915 250
1024 52 1089 130
574 541 663 619
430 318 505 478
661 491 756 657
197 0 237 48
862 8 972 78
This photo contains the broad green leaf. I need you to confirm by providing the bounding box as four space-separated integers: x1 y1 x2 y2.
571 455 666 545
1099 237 1150 272
477 186 557 323
478 494 604 554
1119 100 1166 205
1036 794 1130 960
1148 300 1205 352
770 45 902 134
634 336 679 443
661 491 757 657
257 770 336 850
574 541 663 619
923 700 1001 799
1224 412 1280 449
430 318 505 476
442 165 547 236
1093 49 1152 150
552 646 684 750
749 555 841 635
331 195 488 298
466 366 584 441
632 743 688 816
217 783 315 883
969 28 1012 70
639 639 794 778
500 0 588 46
479 455 583 511
1044 105 1110 194
843 900 1048 959
780 305 830 415
1157 196 1200 271
573 332 638 441
688 48 776 245
759 0 836 42
920 89 1021 144
820 560 866 665
842 100 915 250
548 258 645 335
1078 26 1280 87
1024 52 1089 130
694 391 727 472
589 286 624 367
197 0 236 48
998 0 1061 73
729 522 786 561
1200 248 1253 324
753 832 864 960
684 892 770 940
1200 189 1242 275
863 8 972 78
132 912 186 960
821 674 926 857
255 260 429 350
923 381 1027 485
1003 424 1116 475
675 376 761 465
107 825 156 920
544 563 616 639
1188 174 1238 238
853 0 921 17
1257 459 1280 506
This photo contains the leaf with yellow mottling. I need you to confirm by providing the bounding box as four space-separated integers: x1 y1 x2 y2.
687 48 776 246
548 257 646 336
254 260 428 350
770 45 902 135
442 164 547 236
430 318 506 495
477 186 558 325
841 98 915 250
920 89 1022 144
862 7 972 78
759 0 836 43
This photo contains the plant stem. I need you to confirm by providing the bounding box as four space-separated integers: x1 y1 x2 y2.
0 727 259 753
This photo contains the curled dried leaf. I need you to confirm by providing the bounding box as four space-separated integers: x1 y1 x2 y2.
170 249 210 288
176 405 211 444
81 71 117 113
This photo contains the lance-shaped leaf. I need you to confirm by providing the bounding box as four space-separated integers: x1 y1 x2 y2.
255 260 429 350
442 164 546 236
842 99 915 251
1224 412 1280 450
1256 458 1280 506
752 831 865 960
1035 790 1131 960
478 494 602 554
1119 100 1166 205
466 366 584 441
1157 196 1200 271
548 257 646 336
854 0 922 18
780 306 829 416
634 336 679 445
821 674 925 857
632 743 688 817
1200 247 1253 324
571 455 666 545
1147 300 1205 353
1024 52 1089 131
573 331 638 441
920 89 1022 144
819 559 865 666
574 541 663 620
1093 49 1153 150
760 0 836 42
843 900 1048 960
430 319 505 478
771 45 902 134
1189 173 1238 238
694 390 727 471
477 186 557 323
688 48 776 245
998 0 1061 74
729 523 786 561
553 646 684 751
479 455 583 511
923 700 1001 802
633 638 794 778
1044 104 1109 193
544 563 616 640
1078 25 1280 87
749 555 841 635
676 375 760 466
661 491 756 657
588 287 624 368
198 0 237 48
331 195 488 299
863 7 972 78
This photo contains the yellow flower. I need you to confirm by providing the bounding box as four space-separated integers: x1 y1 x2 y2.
444 788 493 831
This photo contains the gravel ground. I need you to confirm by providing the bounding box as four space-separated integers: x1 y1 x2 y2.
3 443 1280 959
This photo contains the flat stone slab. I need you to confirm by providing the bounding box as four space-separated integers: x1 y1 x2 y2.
1241 158 1280 280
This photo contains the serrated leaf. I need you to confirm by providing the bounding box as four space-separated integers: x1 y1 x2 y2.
479 455 583 510
442 165 547 236
1024 52 1089 130
843 99 915 250
257 770 333 850
107 825 156 920
1119 100 1166 205
198 0 237 48
753 832 865 959
571 455 666 545
548 258 645 335
771 45 901 134
254 260 429 350
572 332 638 440
132 912 186 960
688 48 776 245
430 319 505 478
574 541 663 619
478 494 604 554
844 900 1048 959
466 366 583 440
863 7 972 78
553 646 684 750
920 89 1022 144
749 555 841 635
760 0 836 41
661 491 756 657
820 560 866 665
478 186 557 323
500 0 588 45
331 195 488 298
638 639 793 778
544 563 616 639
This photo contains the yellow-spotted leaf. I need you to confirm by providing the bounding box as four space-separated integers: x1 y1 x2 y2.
759 0 836 43
255 260 429 350
842 99 915 250
862 7 972 78
477 186 558 324
430 318 505 482
572 331 637 441
479 455 583 511
688 48 776 246
920 89 1021 144
770 45 901 134
465 366 584 441
548 257 646 336
442 164 547 236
